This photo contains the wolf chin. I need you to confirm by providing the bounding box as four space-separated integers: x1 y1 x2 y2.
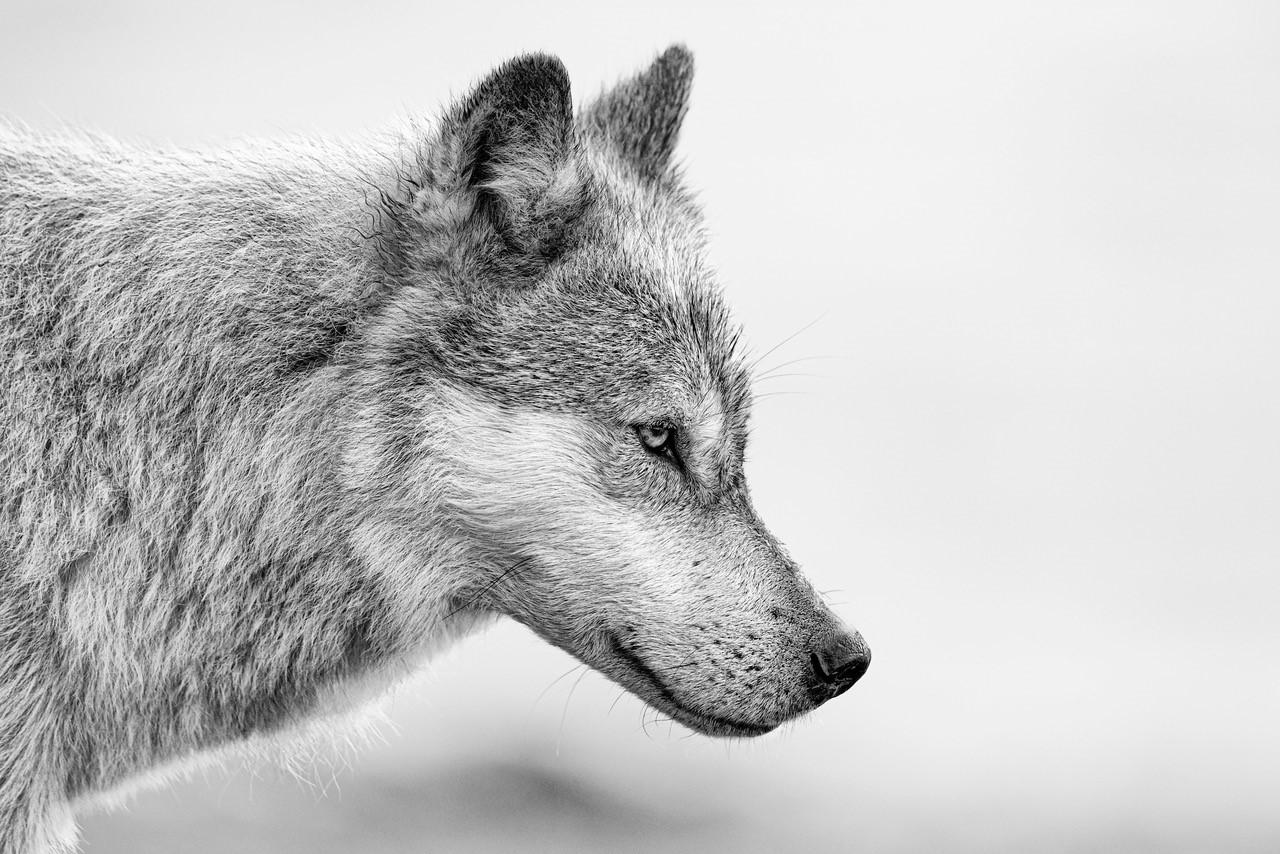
0 46 871 851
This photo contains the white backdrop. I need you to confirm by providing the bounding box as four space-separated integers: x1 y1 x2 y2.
3 1 1277 851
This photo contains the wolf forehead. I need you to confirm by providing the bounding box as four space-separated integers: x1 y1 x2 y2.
374 47 752 425
400 244 751 416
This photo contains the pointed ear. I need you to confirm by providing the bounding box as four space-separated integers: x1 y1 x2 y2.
441 53 580 259
581 44 694 181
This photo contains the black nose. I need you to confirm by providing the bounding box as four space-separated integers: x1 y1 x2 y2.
810 631 871 698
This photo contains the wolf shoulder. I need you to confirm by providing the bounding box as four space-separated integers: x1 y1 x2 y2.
0 125 397 392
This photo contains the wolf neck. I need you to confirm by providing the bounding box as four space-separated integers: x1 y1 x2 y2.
0 136 469 798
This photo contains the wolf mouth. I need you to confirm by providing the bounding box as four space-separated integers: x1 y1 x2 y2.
607 634 776 737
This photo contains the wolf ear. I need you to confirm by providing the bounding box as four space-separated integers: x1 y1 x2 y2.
441 53 580 260
581 44 694 181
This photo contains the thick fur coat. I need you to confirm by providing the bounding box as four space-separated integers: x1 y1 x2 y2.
0 47 869 852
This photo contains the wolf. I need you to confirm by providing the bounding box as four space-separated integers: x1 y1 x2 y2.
0 45 871 851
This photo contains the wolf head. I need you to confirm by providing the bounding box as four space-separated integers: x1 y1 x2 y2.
358 46 869 736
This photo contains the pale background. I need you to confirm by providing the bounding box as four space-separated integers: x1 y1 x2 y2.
2 1 1278 851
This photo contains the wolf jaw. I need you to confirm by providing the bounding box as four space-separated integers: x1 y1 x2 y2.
0 45 869 851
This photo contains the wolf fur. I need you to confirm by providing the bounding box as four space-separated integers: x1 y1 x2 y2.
0 46 870 851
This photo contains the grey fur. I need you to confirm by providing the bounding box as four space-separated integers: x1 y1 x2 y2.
582 45 694 182
0 46 868 852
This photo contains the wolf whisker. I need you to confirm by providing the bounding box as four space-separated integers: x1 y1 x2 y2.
638 706 654 740
751 371 822 385
558 666 592 739
533 663 585 708
747 314 825 373
755 354 837 378
646 660 701 673
608 688 628 716
751 390 807 402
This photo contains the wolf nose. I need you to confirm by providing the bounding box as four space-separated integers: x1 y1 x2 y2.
810 631 871 697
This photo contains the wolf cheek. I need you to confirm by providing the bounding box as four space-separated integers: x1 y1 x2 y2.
422 383 868 736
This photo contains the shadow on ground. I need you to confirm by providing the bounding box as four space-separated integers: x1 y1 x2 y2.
79 756 767 853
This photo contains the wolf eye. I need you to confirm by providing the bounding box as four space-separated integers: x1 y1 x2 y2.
638 424 672 452
636 424 680 464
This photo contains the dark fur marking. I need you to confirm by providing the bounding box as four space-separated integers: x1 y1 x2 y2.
283 319 352 374
56 553 89 592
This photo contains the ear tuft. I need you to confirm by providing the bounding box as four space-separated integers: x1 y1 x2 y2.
581 44 695 182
